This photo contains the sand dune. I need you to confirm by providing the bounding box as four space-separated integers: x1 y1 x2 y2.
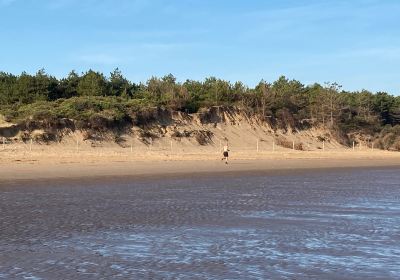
1 108 399 181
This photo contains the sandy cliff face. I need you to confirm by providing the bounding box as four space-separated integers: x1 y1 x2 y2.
0 107 344 151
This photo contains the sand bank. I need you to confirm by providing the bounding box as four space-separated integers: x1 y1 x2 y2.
1 148 400 182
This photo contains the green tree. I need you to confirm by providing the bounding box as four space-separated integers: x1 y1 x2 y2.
109 68 132 97
304 83 323 122
59 70 80 99
254 80 271 118
77 70 109 96
15 72 40 104
146 74 180 106
0 72 17 105
271 76 305 113
324 82 342 127
34 69 59 101
374 92 395 124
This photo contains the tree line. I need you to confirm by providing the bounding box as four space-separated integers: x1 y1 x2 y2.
1 68 400 136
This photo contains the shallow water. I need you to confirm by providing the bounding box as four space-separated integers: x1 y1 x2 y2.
1 167 400 279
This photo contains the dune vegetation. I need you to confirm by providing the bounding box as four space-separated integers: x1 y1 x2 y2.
1 69 400 150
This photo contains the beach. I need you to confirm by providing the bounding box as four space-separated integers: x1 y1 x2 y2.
2 0 399 278
1 145 400 181
2 147 400 279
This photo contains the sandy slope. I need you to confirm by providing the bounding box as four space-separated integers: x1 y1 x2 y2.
1 108 398 181
0 108 346 154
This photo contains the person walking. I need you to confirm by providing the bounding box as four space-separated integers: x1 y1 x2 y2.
221 143 230 164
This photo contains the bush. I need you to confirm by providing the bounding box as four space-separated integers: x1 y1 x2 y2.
275 136 304 150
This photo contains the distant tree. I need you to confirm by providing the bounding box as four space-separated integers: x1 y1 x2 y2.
355 90 374 121
33 69 59 101
254 80 271 118
146 76 163 100
161 73 179 100
109 68 132 97
305 83 324 122
58 70 80 99
324 82 342 127
15 72 39 104
182 79 204 112
271 76 305 113
374 92 395 124
390 97 400 125
0 72 17 105
202 77 232 105
146 74 180 107
1 68 400 145
77 70 109 96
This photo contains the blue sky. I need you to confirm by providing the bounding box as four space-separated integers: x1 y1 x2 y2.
0 0 399 94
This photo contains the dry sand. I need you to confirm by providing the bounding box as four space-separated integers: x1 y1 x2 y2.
3 109 394 182
1 143 400 182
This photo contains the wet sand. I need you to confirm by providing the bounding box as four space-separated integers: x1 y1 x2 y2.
1 167 400 279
